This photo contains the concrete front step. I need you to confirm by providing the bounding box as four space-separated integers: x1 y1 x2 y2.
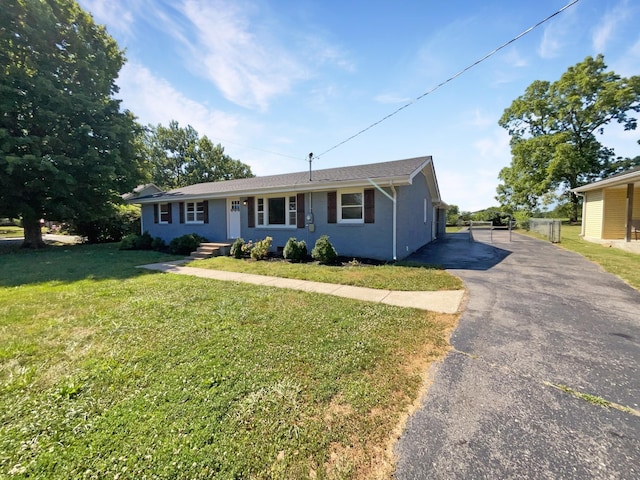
189 242 232 259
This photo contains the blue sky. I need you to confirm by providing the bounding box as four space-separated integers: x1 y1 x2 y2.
78 0 640 211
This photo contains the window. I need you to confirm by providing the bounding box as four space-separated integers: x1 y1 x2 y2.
256 195 297 227
159 203 171 224
186 201 205 223
339 190 363 223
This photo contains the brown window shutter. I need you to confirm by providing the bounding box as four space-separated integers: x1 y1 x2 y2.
247 197 255 228
203 201 209 224
167 203 173 224
296 193 305 228
153 204 159 224
364 188 375 223
179 202 185 224
327 191 337 224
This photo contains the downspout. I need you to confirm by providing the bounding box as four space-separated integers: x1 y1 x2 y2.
141 205 145 235
392 185 397 261
367 178 397 261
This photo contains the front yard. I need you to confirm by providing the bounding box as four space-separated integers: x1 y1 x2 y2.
189 256 463 291
0 243 459 479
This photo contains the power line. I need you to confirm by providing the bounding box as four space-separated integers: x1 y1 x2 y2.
211 136 302 161
315 0 581 159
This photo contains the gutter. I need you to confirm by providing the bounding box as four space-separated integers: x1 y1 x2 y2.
392 185 397 261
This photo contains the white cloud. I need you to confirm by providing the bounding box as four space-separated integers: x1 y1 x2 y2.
374 93 411 104
608 35 640 77
592 0 630 51
502 47 528 68
117 62 240 142
438 168 501 212
472 129 510 160
467 109 495 129
538 23 563 59
78 0 135 36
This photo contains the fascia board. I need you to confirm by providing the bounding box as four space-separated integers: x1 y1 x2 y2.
572 171 640 193
130 176 412 204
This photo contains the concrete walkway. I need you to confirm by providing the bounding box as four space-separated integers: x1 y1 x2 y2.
137 261 465 314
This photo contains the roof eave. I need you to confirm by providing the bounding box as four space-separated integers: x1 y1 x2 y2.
572 171 640 193
129 175 415 204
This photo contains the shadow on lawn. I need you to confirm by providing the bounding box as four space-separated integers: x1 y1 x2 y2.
0 242 181 287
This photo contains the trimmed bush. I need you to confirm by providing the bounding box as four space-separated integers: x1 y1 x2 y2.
230 238 245 259
168 233 208 255
311 235 338 264
250 236 272 260
151 237 166 251
119 231 153 250
283 237 307 263
119 233 139 250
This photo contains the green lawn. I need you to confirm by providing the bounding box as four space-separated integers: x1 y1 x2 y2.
0 226 23 238
0 243 457 479
189 256 463 291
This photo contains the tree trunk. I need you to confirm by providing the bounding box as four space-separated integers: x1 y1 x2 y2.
569 192 580 224
22 216 46 249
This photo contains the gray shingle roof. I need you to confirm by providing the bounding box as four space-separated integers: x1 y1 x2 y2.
133 156 433 202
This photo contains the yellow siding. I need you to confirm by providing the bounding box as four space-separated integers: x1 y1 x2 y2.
584 190 603 238
634 185 640 219
602 187 627 239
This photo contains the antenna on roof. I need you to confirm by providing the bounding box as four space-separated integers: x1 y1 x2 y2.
308 152 313 181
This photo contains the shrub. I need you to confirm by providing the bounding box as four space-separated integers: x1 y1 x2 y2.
119 233 139 250
283 237 307 263
151 237 166 251
513 211 530 230
136 231 153 249
230 238 245 259
311 235 338 264
72 203 141 243
169 233 208 255
250 236 272 260
119 231 153 250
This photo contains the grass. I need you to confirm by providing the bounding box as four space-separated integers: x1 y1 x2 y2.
188 256 463 291
524 224 640 290
0 226 23 238
0 243 458 479
544 382 640 416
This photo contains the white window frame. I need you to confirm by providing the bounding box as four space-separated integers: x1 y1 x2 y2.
185 201 205 224
338 188 364 224
159 203 170 224
255 194 297 228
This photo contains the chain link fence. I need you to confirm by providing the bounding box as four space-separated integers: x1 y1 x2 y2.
529 218 562 243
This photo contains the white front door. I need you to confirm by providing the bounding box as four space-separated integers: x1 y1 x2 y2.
228 198 241 239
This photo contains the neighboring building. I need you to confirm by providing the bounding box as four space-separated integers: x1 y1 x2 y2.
572 167 640 242
122 183 163 201
127 156 447 261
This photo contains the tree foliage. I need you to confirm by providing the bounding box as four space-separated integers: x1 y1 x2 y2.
497 55 640 221
0 0 146 247
143 121 254 189
445 204 460 226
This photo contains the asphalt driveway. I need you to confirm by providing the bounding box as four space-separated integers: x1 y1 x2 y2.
395 231 640 479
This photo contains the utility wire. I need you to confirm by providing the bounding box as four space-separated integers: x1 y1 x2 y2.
315 0 581 159
212 136 302 161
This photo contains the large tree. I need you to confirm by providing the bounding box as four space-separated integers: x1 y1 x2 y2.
144 121 254 190
497 55 640 221
0 0 146 247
